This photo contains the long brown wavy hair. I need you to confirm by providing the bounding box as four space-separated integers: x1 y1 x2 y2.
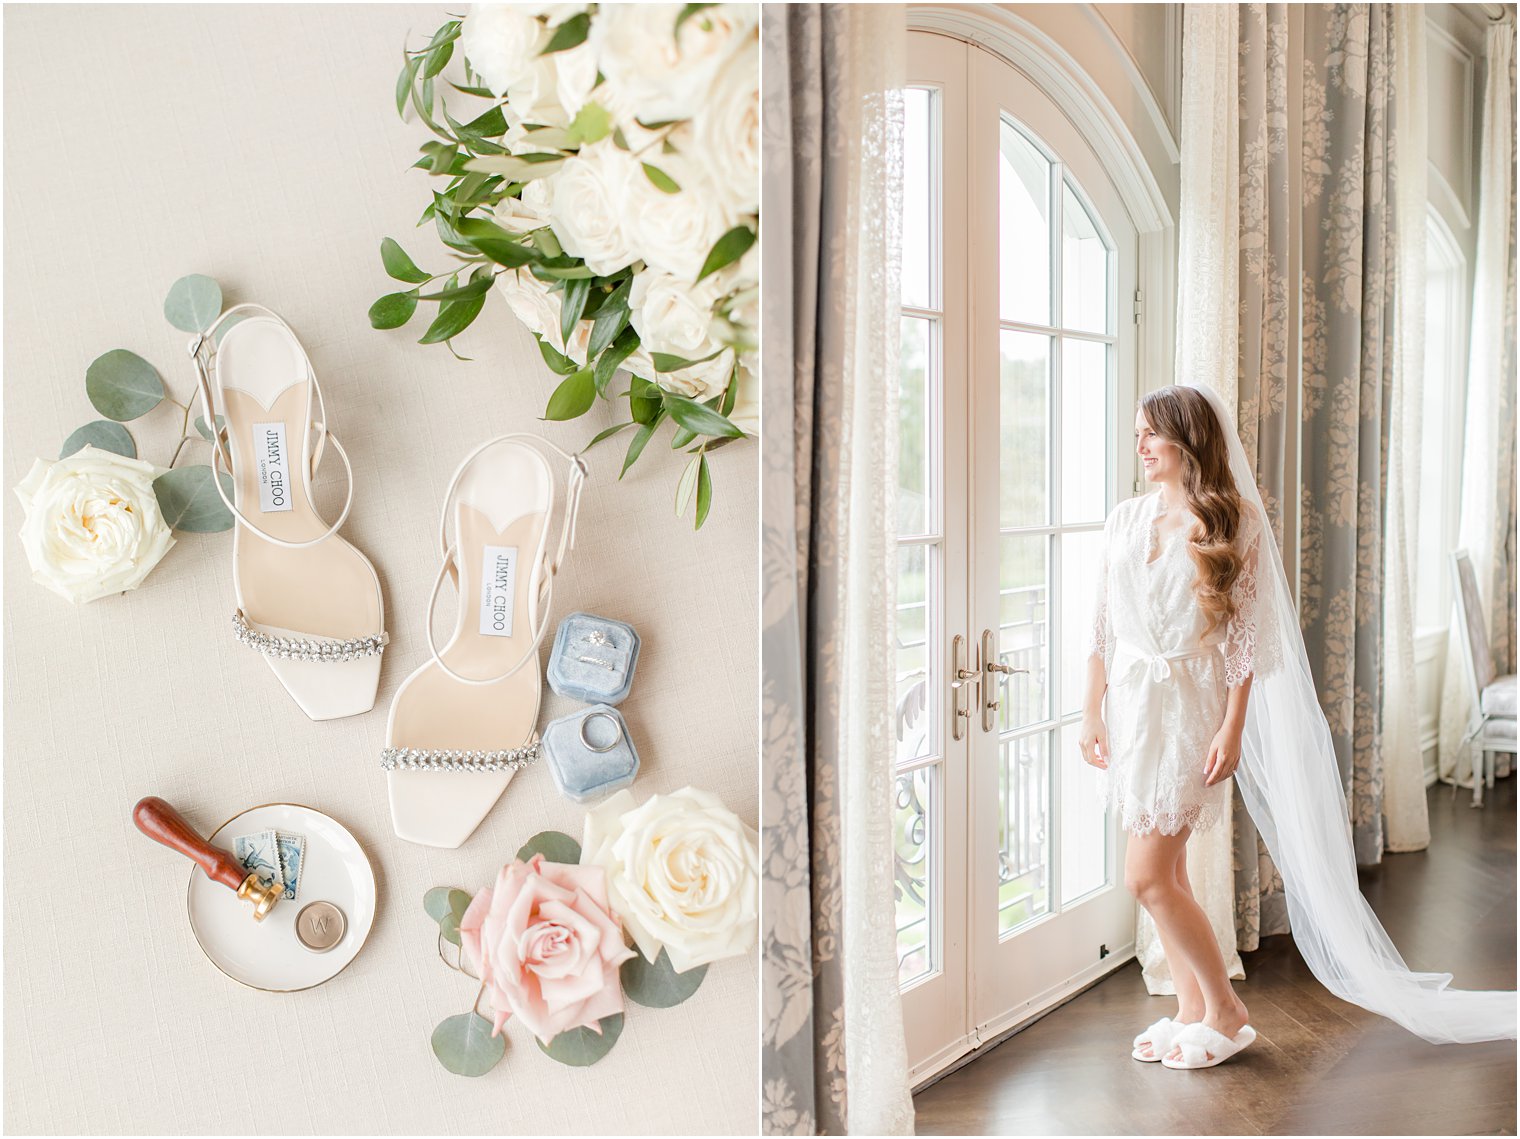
1139 385 1245 633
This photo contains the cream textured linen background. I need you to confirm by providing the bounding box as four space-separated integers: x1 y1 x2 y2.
2 6 757 1135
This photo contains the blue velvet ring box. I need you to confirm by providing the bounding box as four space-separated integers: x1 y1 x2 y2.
541 704 640 803
547 612 640 705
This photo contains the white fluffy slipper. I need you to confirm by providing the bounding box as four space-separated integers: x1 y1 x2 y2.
1160 1021 1258 1070
1131 1016 1191 1062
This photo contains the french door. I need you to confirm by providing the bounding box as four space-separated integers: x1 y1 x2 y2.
895 30 1140 1083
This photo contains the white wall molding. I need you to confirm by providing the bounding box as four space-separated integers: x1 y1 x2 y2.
1427 16 1478 225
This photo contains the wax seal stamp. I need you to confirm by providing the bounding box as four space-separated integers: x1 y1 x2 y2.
295 901 346 952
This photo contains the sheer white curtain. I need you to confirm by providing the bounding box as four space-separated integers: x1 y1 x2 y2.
1143 2 1245 995
832 6 914 1133
1382 6 1431 852
1440 18 1518 784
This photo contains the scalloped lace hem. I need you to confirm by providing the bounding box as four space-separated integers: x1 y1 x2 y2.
1110 793 1225 837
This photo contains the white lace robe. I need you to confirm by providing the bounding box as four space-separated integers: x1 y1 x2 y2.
1087 491 1271 836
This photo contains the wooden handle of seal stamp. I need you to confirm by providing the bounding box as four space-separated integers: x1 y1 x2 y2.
132 796 246 892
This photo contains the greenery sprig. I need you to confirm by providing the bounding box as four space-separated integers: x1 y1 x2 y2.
65 274 235 533
372 9 757 530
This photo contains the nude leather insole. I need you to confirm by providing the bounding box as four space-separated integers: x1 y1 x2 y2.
218 319 378 639
389 505 548 752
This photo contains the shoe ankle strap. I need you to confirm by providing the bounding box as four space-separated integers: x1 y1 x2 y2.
187 303 355 549
425 434 588 687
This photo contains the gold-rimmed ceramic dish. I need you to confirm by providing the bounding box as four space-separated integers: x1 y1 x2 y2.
186 803 376 992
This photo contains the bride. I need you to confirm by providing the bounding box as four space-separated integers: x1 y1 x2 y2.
1078 383 1516 1070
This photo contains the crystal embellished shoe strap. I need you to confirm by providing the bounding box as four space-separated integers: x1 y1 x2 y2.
232 610 388 662
378 742 541 773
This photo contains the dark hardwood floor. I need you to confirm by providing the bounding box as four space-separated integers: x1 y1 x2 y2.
913 779 1518 1136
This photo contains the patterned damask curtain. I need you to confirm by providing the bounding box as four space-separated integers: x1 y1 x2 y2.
759 6 913 1136
1232 2 1294 947
1297 3 1398 868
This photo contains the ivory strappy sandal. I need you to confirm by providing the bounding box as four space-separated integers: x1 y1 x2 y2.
1160 1022 1258 1070
381 434 587 848
190 304 387 721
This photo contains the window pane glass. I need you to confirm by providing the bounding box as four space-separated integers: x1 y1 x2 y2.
999 120 1050 325
1062 180 1109 334
895 544 935 764
895 764 937 985
902 87 934 309
1059 529 1105 717
1000 330 1049 528
997 534 1049 731
998 731 1051 935
1057 721 1108 905
1061 338 1108 524
899 316 933 536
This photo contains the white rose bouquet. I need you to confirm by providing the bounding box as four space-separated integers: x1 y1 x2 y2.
374 3 759 530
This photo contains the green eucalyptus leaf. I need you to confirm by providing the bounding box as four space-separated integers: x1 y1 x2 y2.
449 80 498 98
418 276 495 303
560 277 591 344
628 376 663 426
163 274 223 333
651 349 723 373
594 327 640 397
537 1014 623 1067
515 830 582 865
462 104 507 138
86 350 165 422
696 225 756 283
369 290 419 330
456 217 538 267
193 414 225 442
541 11 591 54
641 163 681 194
565 101 612 146
675 452 700 517
621 946 708 1008
537 334 580 377
419 294 487 345
620 422 656 478
397 54 421 119
381 237 431 283
670 425 698 450
439 912 462 945
152 466 233 532
423 886 455 923
543 369 596 421
586 422 634 450
448 888 473 920
664 391 744 438
422 37 454 79
463 154 566 182
695 452 713 528
431 1011 506 1077
60 420 135 459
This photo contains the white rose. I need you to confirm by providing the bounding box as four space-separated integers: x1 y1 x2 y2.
493 268 592 364
461 4 545 99
15 445 176 605
630 270 734 398
581 787 759 973
590 4 759 125
687 29 759 216
501 40 595 129
491 179 553 233
624 159 733 283
547 141 642 276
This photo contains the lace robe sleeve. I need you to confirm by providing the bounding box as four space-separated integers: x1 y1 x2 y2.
1223 504 1281 686
1086 514 1115 675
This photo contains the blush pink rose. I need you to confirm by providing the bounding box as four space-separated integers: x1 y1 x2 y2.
459 853 636 1044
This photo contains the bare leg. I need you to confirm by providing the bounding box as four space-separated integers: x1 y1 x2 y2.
1125 826 1247 1063
1133 842 1205 1058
